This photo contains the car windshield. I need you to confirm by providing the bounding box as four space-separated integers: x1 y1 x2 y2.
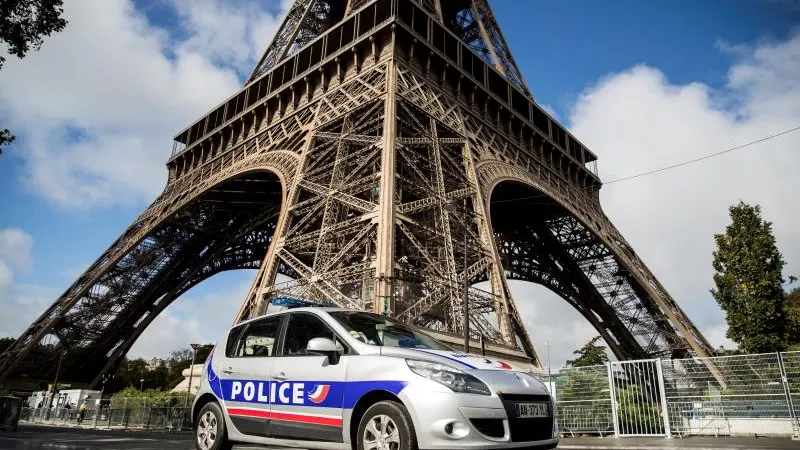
329 311 452 350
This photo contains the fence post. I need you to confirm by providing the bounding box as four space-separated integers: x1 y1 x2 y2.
123 398 128 430
655 358 671 438
777 352 799 440
606 362 620 437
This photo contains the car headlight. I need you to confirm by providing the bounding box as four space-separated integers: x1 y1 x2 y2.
406 359 491 395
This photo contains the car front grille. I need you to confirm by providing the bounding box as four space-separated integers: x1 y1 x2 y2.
497 393 554 442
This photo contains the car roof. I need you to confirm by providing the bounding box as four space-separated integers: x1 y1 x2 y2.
234 306 366 326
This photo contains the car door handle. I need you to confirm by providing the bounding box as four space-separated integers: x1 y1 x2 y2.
272 373 287 381
222 367 234 374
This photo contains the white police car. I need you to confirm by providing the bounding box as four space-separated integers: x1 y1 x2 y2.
192 300 558 450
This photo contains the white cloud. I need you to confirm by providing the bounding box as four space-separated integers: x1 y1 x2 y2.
519 30 800 365
0 229 58 339
168 0 285 76
128 275 254 359
0 0 288 209
0 228 34 273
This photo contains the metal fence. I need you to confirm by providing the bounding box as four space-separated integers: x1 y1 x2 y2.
541 351 800 439
19 397 192 431
15 351 800 439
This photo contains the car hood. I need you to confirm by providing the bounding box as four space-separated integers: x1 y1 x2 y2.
378 347 550 396
382 348 520 371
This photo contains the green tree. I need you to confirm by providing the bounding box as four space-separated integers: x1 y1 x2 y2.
566 336 609 367
0 337 15 354
711 201 787 353
165 344 214 389
144 362 169 390
0 0 68 154
785 287 800 347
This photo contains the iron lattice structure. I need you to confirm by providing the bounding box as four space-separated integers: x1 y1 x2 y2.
0 0 715 389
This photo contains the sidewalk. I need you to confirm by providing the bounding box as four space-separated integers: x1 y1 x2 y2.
15 422 799 449
18 419 190 433
558 435 798 450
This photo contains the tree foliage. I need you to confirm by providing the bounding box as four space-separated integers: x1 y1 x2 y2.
566 336 609 367
102 344 213 395
711 201 787 353
0 0 68 155
785 287 800 346
0 337 15 354
0 129 14 154
164 345 214 389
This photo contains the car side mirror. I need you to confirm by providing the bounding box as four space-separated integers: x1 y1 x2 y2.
307 337 340 365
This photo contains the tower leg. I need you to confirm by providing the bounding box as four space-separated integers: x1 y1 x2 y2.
374 59 398 315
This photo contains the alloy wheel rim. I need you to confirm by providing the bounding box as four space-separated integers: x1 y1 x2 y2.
197 410 218 450
363 414 400 450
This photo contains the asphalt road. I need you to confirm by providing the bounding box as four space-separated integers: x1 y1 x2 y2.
0 425 797 450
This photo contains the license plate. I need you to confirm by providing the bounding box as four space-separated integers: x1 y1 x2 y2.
515 402 549 418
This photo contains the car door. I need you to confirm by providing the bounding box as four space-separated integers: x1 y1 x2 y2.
266 311 350 442
216 315 283 438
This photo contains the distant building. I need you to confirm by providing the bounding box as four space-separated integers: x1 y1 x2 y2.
146 357 165 371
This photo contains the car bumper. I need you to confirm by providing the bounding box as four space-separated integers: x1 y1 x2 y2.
399 384 558 449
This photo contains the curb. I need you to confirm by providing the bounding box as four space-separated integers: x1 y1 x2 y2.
559 447 743 450
19 421 192 434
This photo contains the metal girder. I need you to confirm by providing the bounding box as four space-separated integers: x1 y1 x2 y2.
248 0 349 83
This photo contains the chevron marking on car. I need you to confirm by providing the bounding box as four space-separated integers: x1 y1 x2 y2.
308 384 330 404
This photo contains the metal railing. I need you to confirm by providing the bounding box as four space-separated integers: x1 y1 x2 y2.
20 401 192 431
540 351 800 439
16 351 800 439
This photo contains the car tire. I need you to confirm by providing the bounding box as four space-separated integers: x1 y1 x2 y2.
194 402 232 450
356 400 417 450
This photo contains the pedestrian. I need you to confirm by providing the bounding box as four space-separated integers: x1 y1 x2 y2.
77 402 87 425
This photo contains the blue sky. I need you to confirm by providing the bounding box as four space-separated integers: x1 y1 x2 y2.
0 0 798 366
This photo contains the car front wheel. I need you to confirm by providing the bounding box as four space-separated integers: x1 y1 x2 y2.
357 400 417 450
195 402 232 450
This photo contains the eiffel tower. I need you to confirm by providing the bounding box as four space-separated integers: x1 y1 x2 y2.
0 0 716 389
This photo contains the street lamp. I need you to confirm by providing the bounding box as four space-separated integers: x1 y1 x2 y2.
93 373 112 428
184 344 201 407
180 343 201 431
48 350 66 408
139 378 144 391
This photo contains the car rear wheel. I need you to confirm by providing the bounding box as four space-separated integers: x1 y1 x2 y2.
357 400 417 450
195 402 232 450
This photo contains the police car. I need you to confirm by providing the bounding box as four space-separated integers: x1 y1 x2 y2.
192 298 558 450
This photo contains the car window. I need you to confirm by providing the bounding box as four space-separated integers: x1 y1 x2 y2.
225 325 246 357
329 311 451 350
281 313 347 356
234 316 281 358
